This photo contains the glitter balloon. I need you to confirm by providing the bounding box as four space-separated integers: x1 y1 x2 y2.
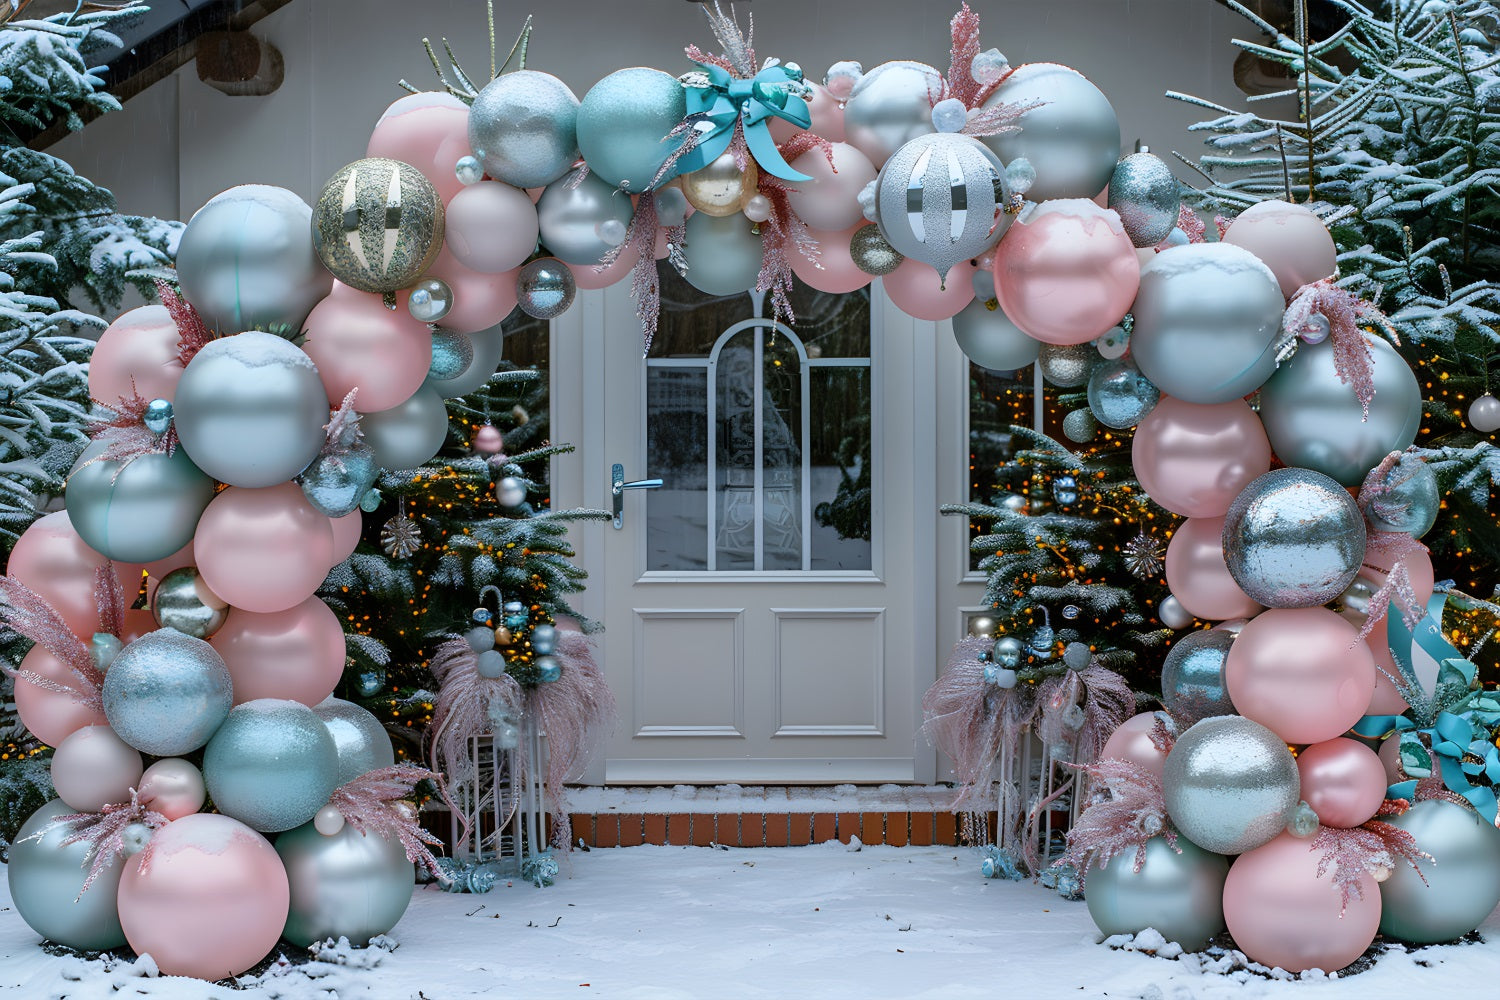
103 629 233 756
1162 715 1300 856
312 159 445 295
1221 468 1367 608
467 69 580 189
427 330 476 382
1086 359 1160 429
1107 151 1180 248
516 258 577 320
1159 628 1236 728
1085 835 1228 950
203 699 341 833
849 224 904 276
1364 453 1440 538
1062 408 1096 442
151 565 230 639
1037 342 1096 387
575 67 688 192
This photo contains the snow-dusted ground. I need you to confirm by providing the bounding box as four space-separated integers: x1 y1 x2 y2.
3 843 1498 999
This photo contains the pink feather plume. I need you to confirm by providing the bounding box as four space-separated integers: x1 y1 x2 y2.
522 630 616 850
328 763 447 877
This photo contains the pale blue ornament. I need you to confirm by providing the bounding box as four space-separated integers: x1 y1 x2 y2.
475 649 506 679
1086 359 1160 429
357 666 386 698
427 320 505 399
103 628 232 756
1062 408 1096 443
655 185 690 227
204 699 341 833
1221 468 1367 608
682 212 764 296
465 625 497 652
1003 157 1035 198
1378 801 1500 944
517 258 576 320
970 49 1010 87
1297 312 1330 345
6 799 128 951
575 68 687 192
468 70 581 189
361 385 450 471
1364 453 1440 538
1085 834 1228 951
931 97 969 133
121 822 153 855
66 441 216 563
1107 152 1180 248
1287 801 1320 839
1094 324 1129 360
979 64 1119 201
427 330 475 382
298 443 379 518
454 155 484 186
843 61 944 166
1163 716 1300 856
536 655 562 682
359 489 382 513
313 696 395 786
90 632 123 673
1159 628 1236 728
143 398 174 435
407 277 453 324
531 623 557 655
277 821 415 948
537 171 635 265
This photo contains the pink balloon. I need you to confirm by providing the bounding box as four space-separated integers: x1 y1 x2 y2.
993 200 1140 345
88 304 185 407
119 607 158 645
1222 200 1337 300
137 758 207 821
1362 536 1436 619
329 510 362 566
366 92 471 203
1297 737 1387 828
1378 734 1404 784
210 596 346 706
415 246 518 334
768 83 845 144
1226 607 1376 744
1100 712 1172 783
786 142 876 232
1165 517 1262 621
1223 831 1380 973
444 181 540 273
301 285 432 413
193 483 334 615
51 725 143 812
1132 397 1273 518
13 645 108 746
792 226 875 294
883 257 975 321
7 511 141 640
138 540 194 582
117 813 290 980
571 243 639 290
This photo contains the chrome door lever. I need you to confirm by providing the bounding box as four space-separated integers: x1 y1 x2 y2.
612 463 663 529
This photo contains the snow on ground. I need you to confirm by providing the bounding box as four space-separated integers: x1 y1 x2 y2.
3 843 1499 999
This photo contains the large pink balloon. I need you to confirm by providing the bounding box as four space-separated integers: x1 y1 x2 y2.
51 725 143 812
1223 831 1380 972
117 813 290 980
1225 607 1375 745
1132 397 1272 518
301 285 432 413
366 92 472 204
1346 603 1410 717
444 181 540 273
1164 516 1262 621
210 596 346 706
329 510 363 566
7 511 140 640
1297 737 1387 829
193 483 334 615
1222 200 1337 300
13 646 107 747
415 246 518 334
993 200 1140 345
786 143 877 232
883 257 975 321
570 243 639 290
792 226 875 294
88 304 185 407
1100 712 1172 783
768 83 845 144
1362 536 1436 619
137 758 207 821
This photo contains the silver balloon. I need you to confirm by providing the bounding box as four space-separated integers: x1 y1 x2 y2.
151 565 230 639
517 258 577 320
361 385 450 471
1163 715 1300 855
276 821 416 948
682 212 764 297
1037 342 1096 387
1259 335 1423 487
312 696 395 786
428 321 505 399
1378 801 1500 944
298 443 379 518
1221 468 1367 608
849 225 903 276
468 69 580 189
204 698 340 833
65 443 215 564
172 331 331 488
979 63 1119 202
176 185 331 334
1363 453 1439 538
1159 595 1194 630
537 171 635 265
575 68 687 192
6 799 128 951
843 61 944 166
1130 243 1285 405
1085 834 1228 950
1107 152 1180 248
874 132 1009 282
102 628 232 756
1086 359 1160 429
951 297 1041 371
1160 629 1237 728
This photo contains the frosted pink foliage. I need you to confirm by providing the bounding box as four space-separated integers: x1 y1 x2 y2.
1214 215 1232 241
921 636 1035 813
41 789 169 898
0 576 102 709
1037 663 1134 765
425 637 523 839
94 561 125 642
1059 758 1176 886
1148 714 1177 754
1356 450 1405 512
1353 532 1428 646
1283 279 1400 418
1312 817 1429 914
946 3 983 107
1177 205 1206 244
329 763 446 877
322 389 364 452
154 279 212 365
599 189 682 356
85 390 178 464
523 630 616 849
959 101 1034 139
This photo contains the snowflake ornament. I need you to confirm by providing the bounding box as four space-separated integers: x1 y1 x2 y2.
381 503 422 559
1123 532 1165 580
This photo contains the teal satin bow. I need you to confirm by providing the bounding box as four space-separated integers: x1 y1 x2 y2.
1385 711 1500 823
675 60 813 182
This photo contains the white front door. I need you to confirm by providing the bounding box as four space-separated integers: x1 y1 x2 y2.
559 265 939 784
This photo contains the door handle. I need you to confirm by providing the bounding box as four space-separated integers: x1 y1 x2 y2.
612 463 663 529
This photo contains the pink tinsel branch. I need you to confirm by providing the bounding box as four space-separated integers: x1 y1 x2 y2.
1356 450 1406 513
328 763 447 878
1312 819 1430 915
600 189 679 356
684 42 737 78
1352 532 1429 645
1177 205 1206 244
947 2 983 108
0 576 103 710
1283 280 1400 418
522 631 616 850
1059 757 1176 887
921 636 1036 815
322 389 364 453
94 562 126 641
425 637 524 843
960 100 1038 139
154 279 212 367
36 789 169 898
85 391 178 464
1148 713 1178 755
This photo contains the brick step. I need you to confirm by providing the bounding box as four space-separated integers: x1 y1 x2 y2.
569 810 997 848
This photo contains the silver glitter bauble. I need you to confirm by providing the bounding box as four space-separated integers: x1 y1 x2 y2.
849 225 904 276
65 443 215 564
6 799 128 951
380 509 421 559
1062 408 1096 442
1163 715 1300 856
427 329 475 382
1469 393 1500 433
843 61 944 166
1037 342 1097 387
951 297 1041 371
1221 468 1367 608
1085 834 1228 950
151 566 230 639
298 443 379 518
979 63 1119 202
468 69 580 189
203 698 340 833
1086 359 1160 429
1107 152 1180 248
277 821 415 948
1378 801 1500 944
407 277 453 324
537 170 635 265
1160 629 1237 728
873 131 1009 282
103 628 233 756
1337 574 1379 617
516 258 577 320
1364 452 1440 538
312 696 395 786
312 158 445 295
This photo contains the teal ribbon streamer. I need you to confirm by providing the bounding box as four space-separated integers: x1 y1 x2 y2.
675 61 813 182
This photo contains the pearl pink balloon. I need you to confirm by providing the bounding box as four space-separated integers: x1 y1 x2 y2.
883 257 975 321
993 200 1140 345
87 305 185 407
1164 516 1262 621
786 142 876 232
1223 831 1381 973
570 243 639 290
415 246 518 334
7 511 141 640
1100 712 1172 783
301 285 432 413
1362 537 1436 617
137 758 207 821
1226 607 1375 745
1222 200 1337 300
117 813 290 980
210 596 346 706
13 645 107 747
444 181 540 273
792 226 875 294
51 725 143 812
1132 397 1273 518
329 510 362 566
193 483 334 615
1297 737 1387 828
768 82 845 144
366 92 471 204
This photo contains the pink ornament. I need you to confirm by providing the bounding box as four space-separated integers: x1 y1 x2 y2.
51 725 144 813
13 645 107 746
1223 831 1381 973
301 285 432 414
414 246 518 334
1132 397 1272 518
88 305 185 407
136 758 207 821
1223 200 1337 300
1225 607 1375 745
1100 712 1171 783
1164 516 1262 622
329 510 363 566
883 257 974 321
786 142 876 232
993 200 1140 345
192 483 334 615
471 425 504 455
366 92 472 204
7 511 140 640
444 181 540 273
210 596 346 706
768 82 845 144
792 226 875 294
1297 737 1387 829
570 244 639 291
117 813 290 981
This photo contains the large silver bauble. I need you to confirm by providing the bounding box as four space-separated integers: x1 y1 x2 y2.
1037 342 1097 387
65 443 215 564
537 170 634 265
952 297 1041 371
172 331 330 488
1085 834 1228 950
1221 468 1367 608
6 799 128 951
843 61 944 166
103 628 233 756
1159 628 1237 728
312 158 445 295
575 68 687 192
151 565 230 639
979 63 1119 201
360 385 450 471
516 257 577 320
1107 152 1180 248
874 132 1009 282
1086 359 1160 429
176 185 331 334
312 696 395 786
1129 243 1285 405
203 698 340 833
682 212 764 297
1163 715 1300 855
1363 452 1440 538
468 69 580 189
1378 801 1500 944
276 821 416 948
1258 334 1423 487
298 443 380 518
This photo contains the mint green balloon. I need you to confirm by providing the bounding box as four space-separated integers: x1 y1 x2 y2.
576 68 687 192
1085 834 1228 950
7 799 128 951
682 212 764 297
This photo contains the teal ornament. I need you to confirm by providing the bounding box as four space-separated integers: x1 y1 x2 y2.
1107 152 1180 248
298 443 379 518
454 155 484 186
503 601 527 627
675 59 812 182
435 856 502 893
951 297 1040 372
1087 358 1160 429
356 666 386 698
6 799 128 951
1062 408 1096 443
992 637 1024 669
151 565 230 639
472 606 494 625
103 628 232 756
682 211 764 296
407 277 453 324
1377 800 1500 944
531 624 557 655
1084 835 1228 951
536 655 562 683
468 69 580 189
1052 474 1078 507
312 696 395 785
277 821 415 948
427 330 475 382
522 852 560 887
203 699 340 833
143 398 174 435
575 68 688 192
475 649 506 679
359 488 382 513
931 97 968 133
1364 452 1440 538
90 632 124 673
1160 628 1237 728
1003 157 1036 198
66 443 216 564
516 258 576 320
1286 801 1320 838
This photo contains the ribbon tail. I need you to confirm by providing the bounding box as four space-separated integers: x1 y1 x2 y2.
745 119 812 181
